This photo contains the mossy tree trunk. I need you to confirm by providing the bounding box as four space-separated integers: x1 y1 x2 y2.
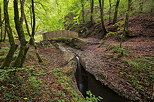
81 0 85 24
31 0 42 62
13 0 28 68
123 0 132 37
3 23 6 41
1 0 18 68
90 0 94 23
98 0 107 36
139 0 144 12
0 2 2 42
108 0 112 24
113 0 120 24
0 2 5 42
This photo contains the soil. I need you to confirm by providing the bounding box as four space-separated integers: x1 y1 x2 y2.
0 13 153 102
35 13 153 101
70 36 153 101
74 13 154 38
66 13 154 101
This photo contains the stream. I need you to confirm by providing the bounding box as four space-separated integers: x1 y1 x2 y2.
75 56 130 102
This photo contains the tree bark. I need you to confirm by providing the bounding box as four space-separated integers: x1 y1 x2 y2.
24 13 31 37
98 0 107 36
3 24 6 41
108 0 112 24
31 0 42 62
1 0 18 68
13 0 27 67
90 0 94 23
123 0 132 37
81 0 85 24
139 0 143 12
113 0 120 24
0 2 2 42
20 0 25 24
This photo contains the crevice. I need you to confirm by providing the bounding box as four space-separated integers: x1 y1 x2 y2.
75 56 131 102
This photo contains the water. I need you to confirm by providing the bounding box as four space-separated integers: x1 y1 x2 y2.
75 56 130 102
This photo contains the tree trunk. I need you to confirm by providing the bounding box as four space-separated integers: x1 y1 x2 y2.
0 2 2 42
0 3 4 42
31 0 42 62
123 0 131 37
139 0 143 12
81 0 85 24
90 0 94 23
13 0 27 67
3 24 6 41
24 13 31 37
113 0 120 24
108 0 112 24
20 0 25 24
1 0 18 68
98 0 107 36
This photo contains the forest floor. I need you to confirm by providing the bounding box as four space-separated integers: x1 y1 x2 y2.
0 45 85 101
0 13 153 102
68 13 154 101
73 36 154 101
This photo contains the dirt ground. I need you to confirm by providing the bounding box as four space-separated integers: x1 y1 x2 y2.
0 13 153 102
36 12 154 101
73 36 154 101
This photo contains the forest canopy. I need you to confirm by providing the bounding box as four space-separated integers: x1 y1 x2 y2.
0 0 153 39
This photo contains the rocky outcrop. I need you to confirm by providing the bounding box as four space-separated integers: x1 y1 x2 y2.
57 41 142 102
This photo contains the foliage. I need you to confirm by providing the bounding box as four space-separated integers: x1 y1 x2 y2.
0 47 9 53
50 37 81 49
0 66 44 101
0 47 10 59
121 55 154 91
86 91 103 102
52 68 103 102
107 45 128 58
0 0 153 41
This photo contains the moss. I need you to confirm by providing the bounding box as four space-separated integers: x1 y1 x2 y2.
50 37 81 49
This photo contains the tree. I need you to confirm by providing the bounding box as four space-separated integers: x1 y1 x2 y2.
30 0 42 62
0 2 2 42
90 0 94 23
81 0 85 24
123 0 132 37
1 0 18 68
98 0 107 36
108 0 112 24
13 0 28 67
113 0 120 24
139 0 144 12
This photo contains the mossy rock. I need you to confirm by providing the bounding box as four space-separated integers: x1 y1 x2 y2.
50 37 81 49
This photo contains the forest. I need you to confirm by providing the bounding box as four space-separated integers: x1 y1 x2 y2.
0 0 154 102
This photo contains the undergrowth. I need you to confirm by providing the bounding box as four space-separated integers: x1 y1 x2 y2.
52 68 103 102
121 55 154 93
50 37 81 49
0 66 43 101
107 45 128 58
